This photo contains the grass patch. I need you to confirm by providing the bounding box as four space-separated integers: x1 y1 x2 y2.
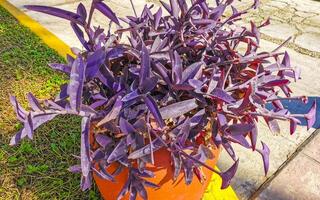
0 5 100 200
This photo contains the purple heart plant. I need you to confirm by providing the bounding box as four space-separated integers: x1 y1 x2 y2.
9 0 317 199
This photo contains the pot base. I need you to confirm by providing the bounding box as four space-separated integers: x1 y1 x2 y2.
94 147 220 200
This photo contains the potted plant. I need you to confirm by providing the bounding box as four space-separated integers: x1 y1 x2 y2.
9 0 317 199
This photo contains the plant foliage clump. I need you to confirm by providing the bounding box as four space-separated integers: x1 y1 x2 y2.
9 0 317 199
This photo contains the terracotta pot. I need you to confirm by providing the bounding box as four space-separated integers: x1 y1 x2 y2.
93 146 220 200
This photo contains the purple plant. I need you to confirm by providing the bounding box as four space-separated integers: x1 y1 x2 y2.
10 0 317 199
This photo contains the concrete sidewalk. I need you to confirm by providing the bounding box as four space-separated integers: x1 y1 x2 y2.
5 0 320 199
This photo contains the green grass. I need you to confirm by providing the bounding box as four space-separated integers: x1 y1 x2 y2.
0 6 100 200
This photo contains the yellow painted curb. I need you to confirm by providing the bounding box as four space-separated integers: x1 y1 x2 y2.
0 1 238 199
0 0 73 58
203 167 239 200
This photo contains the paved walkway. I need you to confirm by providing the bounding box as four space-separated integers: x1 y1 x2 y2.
5 0 320 199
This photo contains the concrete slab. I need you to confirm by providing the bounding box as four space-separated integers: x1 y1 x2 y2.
246 0 320 53
217 123 299 200
303 131 320 162
256 148 320 200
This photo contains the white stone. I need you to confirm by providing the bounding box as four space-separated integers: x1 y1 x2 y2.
295 33 320 53
260 23 298 41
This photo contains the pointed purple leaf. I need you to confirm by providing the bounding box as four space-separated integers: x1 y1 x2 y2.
256 141 270 176
227 123 255 135
119 117 136 135
211 88 236 103
71 22 89 51
81 117 91 178
48 63 71 74
27 93 43 112
139 43 151 88
305 101 317 130
68 165 82 173
77 3 87 20
68 55 86 112
86 48 106 78
154 7 162 29
107 139 127 163
159 99 198 119
25 5 84 24
172 51 182 84
95 134 112 148
97 96 123 126
94 1 120 25
221 159 239 189
143 94 165 128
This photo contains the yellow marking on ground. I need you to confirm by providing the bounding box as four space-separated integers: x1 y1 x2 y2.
0 0 73 58
203 167 239 200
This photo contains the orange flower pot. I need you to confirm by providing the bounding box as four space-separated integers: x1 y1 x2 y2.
93 146 220 200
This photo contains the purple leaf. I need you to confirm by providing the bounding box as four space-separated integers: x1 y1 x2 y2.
172 152 182 180
136 183 148 200
122 90 140 102
10 111 57 146
93 167 114 181
129 188 138 200
119 117 136 135
256 141 270 176
81 117 91 178
97 96 123 126
68 165 82 173
68 56 86 112
222 140 237 161
25 5 84 24
27 93 43 111
80 173 92 191
154 62 172 85
183 158 194 185
86 48 106 78
77 3 87 20
253 0 260 9
143 95 165 128
227 134 251 149
143 180 160 189
159 99 198 119
94 1 120 25
172 51 182 84
23 113 33 139
250 121 258 151
282 51 290 67
170 0 180 19
221 159 239 189
107 138 127 163
263 79 290 87
128 138 164 159
305 101 317 130
211 88 236 103
117 179 130 200
95 134 112 148
48 63 71 74
139 76 158 94
181 61 203 83
71 22 89 50
265 118 280 134
178 118 191 145
227 123 255 135
160 1 172 14
154 7 162 29
289 117 301 135
139 43 151 88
